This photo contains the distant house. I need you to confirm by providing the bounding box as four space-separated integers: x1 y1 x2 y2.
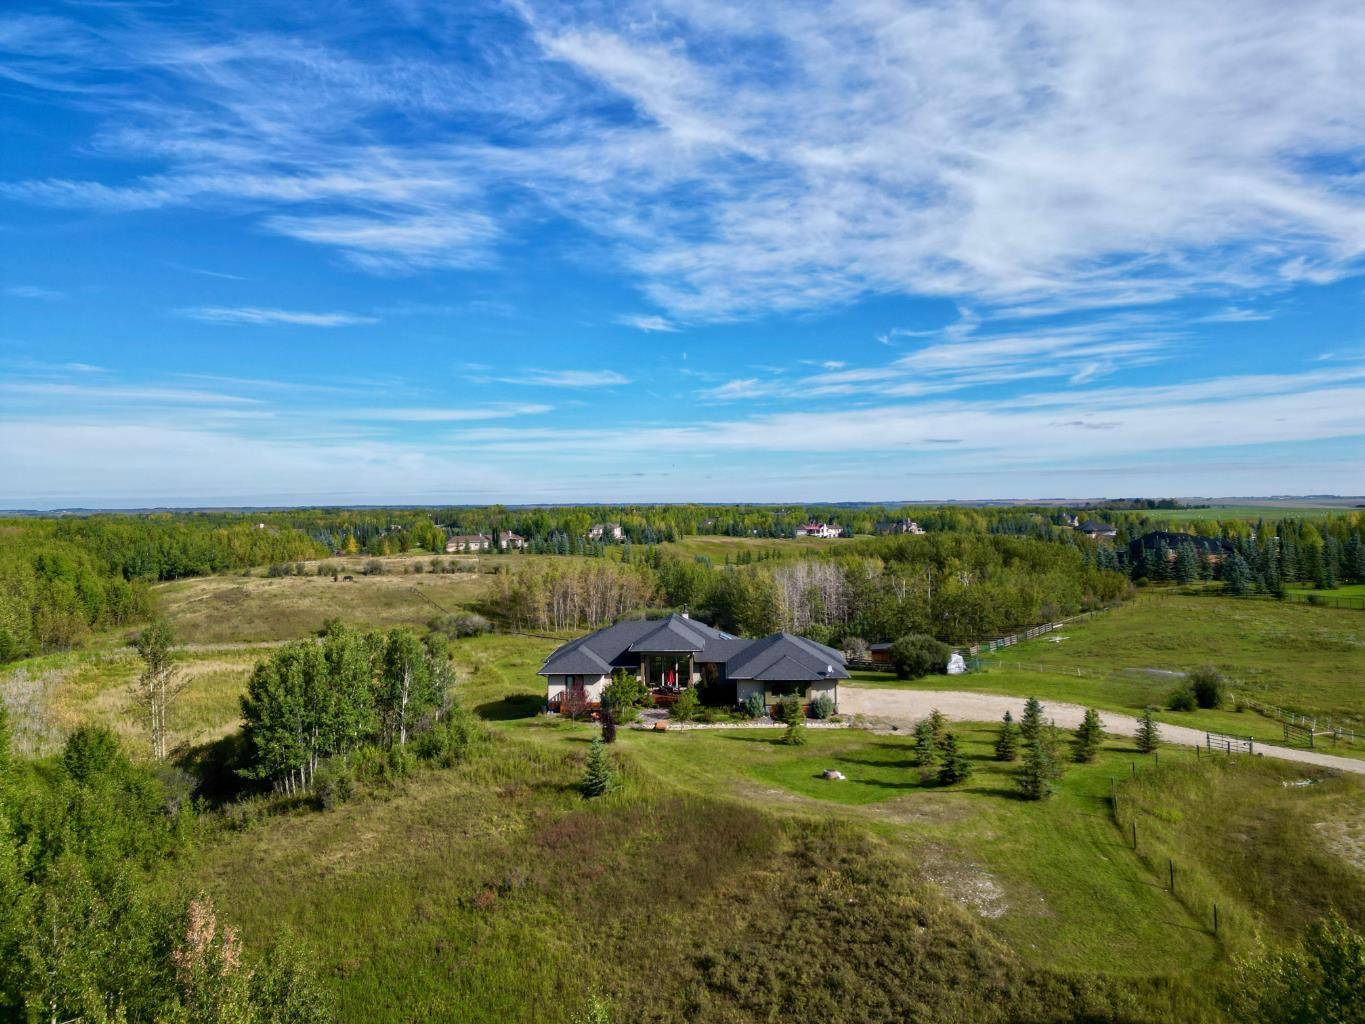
1075 519 1118 540
1061 514 1080 528
540 613 847 713
588 522 625 542
795 522 842 539
445 533 492 553
498 530 526 551
1130 531 1234 563
877 518 925 536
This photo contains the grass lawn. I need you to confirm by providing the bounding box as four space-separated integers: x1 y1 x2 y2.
979 592 1365 722
1284 582 1365 599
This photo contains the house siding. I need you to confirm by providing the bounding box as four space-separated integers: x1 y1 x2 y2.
546 673 611 705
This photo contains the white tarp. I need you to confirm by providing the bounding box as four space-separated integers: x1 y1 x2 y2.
946 651 966 675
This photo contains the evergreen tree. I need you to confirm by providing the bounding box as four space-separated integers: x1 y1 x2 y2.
994 710 1020 762
1072 707 1103 763
1174 543 1198 584
581 737 615 797
1222 552 1253 596
1020 697 1044 744
913 718 939 780
781 696 808 746
1016 725 1059 801
1136 706 1161 753
936 733 973 785
927 707 947 748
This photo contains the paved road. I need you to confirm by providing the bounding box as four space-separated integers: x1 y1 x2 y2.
842 686 1365 776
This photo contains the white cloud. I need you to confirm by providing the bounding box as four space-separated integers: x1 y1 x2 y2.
180 306 378 327
617 313 680 332
339 404 551 422
4 284 65 300
5 2 1363 319
1197 306 1273 323
511 369 630 388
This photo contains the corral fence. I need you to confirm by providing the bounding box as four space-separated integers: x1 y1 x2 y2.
1232 693 1361 746
1204 732 1254 754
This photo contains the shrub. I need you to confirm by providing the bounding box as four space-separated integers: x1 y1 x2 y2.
364 559 385 576
412 703 482 767
601 707 617 743
670 687 701 722
602 670 649 721
888 633 950 680
1167 687 1197 712
741 692 766 719
809 694 836 720
1187 665 1226 709
313 757 355 809
429 612 491 639
62 725 123 784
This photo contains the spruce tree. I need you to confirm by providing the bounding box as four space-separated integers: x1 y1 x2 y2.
1072 707 1103 763
994 710 1020 762
1136 707 1161 754
581 737 615 797
927 707 947 748
1016 727 1058 801
913 718 939 781
1020 697 1044 744
937 732 973 785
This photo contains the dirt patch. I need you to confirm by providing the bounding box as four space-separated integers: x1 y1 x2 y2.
1316 818 1365 872
915 844 1010 919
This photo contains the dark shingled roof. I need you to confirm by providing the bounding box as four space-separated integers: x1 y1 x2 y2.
1130 531 1234 556
1076 519 1116 533
539 615 848 683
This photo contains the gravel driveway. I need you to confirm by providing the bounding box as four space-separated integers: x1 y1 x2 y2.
841 686 1365 775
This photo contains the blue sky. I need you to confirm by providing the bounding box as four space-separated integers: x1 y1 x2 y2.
2 0 1363 507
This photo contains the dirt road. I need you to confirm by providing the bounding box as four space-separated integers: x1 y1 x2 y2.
841 686 1365 775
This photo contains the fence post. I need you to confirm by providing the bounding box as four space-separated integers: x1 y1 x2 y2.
1131 821 1137 851
1169 859 1175 893
1131 762 1137 779
1213 903 1220 935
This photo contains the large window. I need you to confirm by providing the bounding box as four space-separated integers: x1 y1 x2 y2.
645 654 690 690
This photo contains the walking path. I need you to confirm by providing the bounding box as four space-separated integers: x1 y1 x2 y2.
841 686 1365 776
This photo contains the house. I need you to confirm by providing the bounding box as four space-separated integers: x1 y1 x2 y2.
497 530 526 551
877 518 925 535
1061 514 1080 528
588 522 625 542
794 522 842 538
1130 531 1234 563
1075 519 1117 540
540 613 847 714
445 533 492 553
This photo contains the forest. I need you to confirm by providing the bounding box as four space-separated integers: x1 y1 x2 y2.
4 505 1364 665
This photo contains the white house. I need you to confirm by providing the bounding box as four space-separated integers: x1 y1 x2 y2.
794 522 842 539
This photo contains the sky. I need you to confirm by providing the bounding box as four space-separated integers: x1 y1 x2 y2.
1 0 1364 508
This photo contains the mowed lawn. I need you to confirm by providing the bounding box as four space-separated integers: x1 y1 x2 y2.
978 592 1364 722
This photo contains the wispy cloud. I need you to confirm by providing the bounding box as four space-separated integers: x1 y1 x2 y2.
4 3 1363 320
4 284 65 300
180 306 378 327
617 313 680 332
339 404 551 422
1197 307 1272 323
503 369 630 388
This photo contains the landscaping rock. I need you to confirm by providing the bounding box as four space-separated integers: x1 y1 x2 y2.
822 769 846 781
